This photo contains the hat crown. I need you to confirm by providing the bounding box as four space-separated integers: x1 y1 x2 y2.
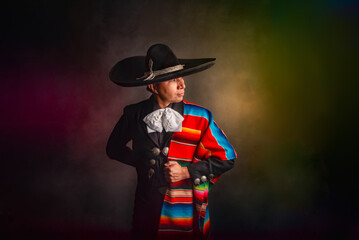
145 44 180 71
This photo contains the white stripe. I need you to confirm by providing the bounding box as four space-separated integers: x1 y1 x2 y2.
168 157 192 162
171 140 197 147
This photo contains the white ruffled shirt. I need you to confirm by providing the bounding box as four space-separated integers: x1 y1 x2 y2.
143 107 184 133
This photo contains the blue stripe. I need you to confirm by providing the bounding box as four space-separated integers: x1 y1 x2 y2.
209 120 237 159
183 102 210 121
183 102 236 159
161 202 193 218
204 205 210 222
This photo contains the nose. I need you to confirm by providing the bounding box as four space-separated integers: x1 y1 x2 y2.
177 78 185 90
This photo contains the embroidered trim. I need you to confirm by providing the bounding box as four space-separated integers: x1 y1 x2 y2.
137 58 185 81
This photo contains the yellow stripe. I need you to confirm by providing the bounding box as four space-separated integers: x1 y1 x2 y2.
182 127 201 135
167 189 193 197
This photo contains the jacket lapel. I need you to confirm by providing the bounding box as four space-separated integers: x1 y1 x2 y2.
139 97 160 147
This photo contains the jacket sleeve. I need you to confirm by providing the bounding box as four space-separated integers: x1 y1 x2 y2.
187 157 235 182
187 111 236 183
106 106 138 167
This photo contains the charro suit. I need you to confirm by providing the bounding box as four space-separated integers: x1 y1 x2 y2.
106 96 236 239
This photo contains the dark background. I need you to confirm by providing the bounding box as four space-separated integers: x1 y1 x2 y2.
1 0 358 239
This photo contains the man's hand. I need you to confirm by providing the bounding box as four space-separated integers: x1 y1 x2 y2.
163 161 190 183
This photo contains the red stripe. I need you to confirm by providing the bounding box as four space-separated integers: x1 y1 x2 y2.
159 216 193 226
164 196 193 203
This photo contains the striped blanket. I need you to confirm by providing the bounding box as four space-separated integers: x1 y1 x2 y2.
157 101 237 239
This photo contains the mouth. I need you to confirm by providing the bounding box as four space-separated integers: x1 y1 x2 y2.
177 92 184 97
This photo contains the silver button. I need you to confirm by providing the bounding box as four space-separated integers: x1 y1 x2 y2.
149 159 156 166
152 147 160 156
162 147 169 156
201 176 207 183
148 168 155 179
194 178 201 186
208 173 214 179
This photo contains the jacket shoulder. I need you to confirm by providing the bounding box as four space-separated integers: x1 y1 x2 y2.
183 100 212 120
123 98 150 114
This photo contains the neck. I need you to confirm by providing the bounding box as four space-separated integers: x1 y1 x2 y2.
153 94 170 108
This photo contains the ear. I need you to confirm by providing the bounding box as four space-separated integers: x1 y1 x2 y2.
147 84 158 94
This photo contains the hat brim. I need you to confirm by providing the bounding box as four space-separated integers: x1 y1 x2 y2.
109 56 215 87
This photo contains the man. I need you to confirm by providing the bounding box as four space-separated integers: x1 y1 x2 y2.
106 44 236 239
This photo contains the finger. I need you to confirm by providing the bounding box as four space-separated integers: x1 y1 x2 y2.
167 161 177 166
170 177 179 183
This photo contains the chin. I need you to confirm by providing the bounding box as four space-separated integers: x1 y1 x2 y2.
172 97 183 103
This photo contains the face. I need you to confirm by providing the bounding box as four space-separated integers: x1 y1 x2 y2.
148 77 186 107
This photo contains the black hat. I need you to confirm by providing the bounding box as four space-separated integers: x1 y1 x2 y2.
109 44 215 87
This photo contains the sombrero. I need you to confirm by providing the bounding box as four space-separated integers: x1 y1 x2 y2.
109 44 215 87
